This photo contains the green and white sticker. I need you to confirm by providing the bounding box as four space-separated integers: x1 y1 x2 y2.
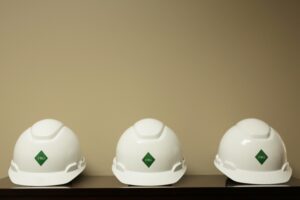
255 149 268 165
142 152 155 168
35 150 48 166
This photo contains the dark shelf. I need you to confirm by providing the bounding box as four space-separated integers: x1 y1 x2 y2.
1 175 300 199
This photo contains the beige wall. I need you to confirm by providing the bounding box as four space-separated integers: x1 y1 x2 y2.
0 0 299 179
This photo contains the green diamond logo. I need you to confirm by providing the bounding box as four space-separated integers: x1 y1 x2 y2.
142 152 155 168
255 149 268 165
35 150 48 166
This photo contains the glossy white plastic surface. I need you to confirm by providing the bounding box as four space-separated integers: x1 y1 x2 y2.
8 119 86 186
214 118 292 184
112 118 187 186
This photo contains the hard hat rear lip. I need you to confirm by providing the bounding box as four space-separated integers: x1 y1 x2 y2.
112 162 187 186
8 163 86 186
214 157 292 184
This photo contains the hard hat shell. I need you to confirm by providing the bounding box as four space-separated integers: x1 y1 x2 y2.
214 118 292 184
112 118 187 186
8 119 86 186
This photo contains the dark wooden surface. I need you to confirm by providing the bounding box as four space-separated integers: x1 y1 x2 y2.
0 175 300 199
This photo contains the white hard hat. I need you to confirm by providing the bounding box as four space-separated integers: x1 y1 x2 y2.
112 118 187 186
8 119 86 186
214 118 292 184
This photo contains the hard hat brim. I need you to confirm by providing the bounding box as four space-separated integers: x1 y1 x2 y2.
214 158 292 184
8 164 85 186
112 163 187 186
